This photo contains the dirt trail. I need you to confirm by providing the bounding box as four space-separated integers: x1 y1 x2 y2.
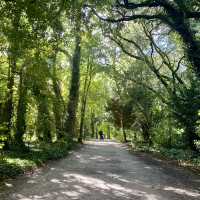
0 141 200 200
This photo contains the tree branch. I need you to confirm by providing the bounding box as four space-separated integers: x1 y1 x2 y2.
91 6 168 23
117 0 161 9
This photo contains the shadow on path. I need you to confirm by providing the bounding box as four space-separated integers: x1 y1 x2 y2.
0 141 199 200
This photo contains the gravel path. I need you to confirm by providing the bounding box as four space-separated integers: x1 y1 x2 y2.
0 141 200 200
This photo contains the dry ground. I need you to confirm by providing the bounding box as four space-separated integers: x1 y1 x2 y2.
0 140 200 200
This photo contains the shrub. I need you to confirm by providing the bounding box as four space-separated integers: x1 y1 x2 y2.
0 141 75 181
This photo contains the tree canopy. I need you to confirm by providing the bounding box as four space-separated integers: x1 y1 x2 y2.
0 0 200 166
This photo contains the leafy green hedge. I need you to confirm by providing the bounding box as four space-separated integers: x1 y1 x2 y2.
0 141 74 181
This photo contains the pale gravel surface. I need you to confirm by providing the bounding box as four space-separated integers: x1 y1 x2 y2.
0 140 200 200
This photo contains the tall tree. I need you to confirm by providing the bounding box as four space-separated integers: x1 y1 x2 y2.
94 0 200 78
15 64 28 149
78 55 95 143
0 2 22 148
64 3 83 141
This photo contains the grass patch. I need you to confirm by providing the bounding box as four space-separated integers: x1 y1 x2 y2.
0 141 75 181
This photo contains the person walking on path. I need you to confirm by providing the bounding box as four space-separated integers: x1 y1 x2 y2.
99 130 104 140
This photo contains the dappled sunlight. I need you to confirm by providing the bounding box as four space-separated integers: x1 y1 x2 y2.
146 194 161 200
50 178 62 184
0 141 200 200
163 186 200 197
106 173 130 183
61 191 80 198
63 173 109 190
4 183 13 188
89 155 112 162
9 170 199 200
85 140 121 147
73 185 90 193
27 180 37 184
144 166 152 170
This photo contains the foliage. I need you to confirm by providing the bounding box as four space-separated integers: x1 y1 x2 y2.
0 141 73 180
0 0 200 181
131 142 200 170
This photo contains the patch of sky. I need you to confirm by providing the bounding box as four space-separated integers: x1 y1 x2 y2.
144 33 176 56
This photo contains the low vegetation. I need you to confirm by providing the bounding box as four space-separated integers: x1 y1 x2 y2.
130 142 200 173
0 141 73 181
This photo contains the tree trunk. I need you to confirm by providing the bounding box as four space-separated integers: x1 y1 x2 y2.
36 94 52 143
95 126 98 139
107 125 111 139
1 55 16 149
83 125 88 140
168 117 173 148
172 20 200 77
158 3 200 77
78 110 85 143
121 119 127 143
78 79 88 143
64 9 82 142
1 10 21 149
41 104 51 143
122 128 127 143
134 131 137 142
90 113 95 138
53 89 64 140
51 54 65 140
141 122 152 146
78 61 93 143
15 68 28 149
184 125 199 152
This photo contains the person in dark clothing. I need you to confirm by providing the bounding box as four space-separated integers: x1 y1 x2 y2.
99 130 104 140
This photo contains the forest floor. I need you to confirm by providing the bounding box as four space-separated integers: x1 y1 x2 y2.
0 140 199 200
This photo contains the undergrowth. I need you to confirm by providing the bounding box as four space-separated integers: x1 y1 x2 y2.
130 142 200 170
0 141 75 181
